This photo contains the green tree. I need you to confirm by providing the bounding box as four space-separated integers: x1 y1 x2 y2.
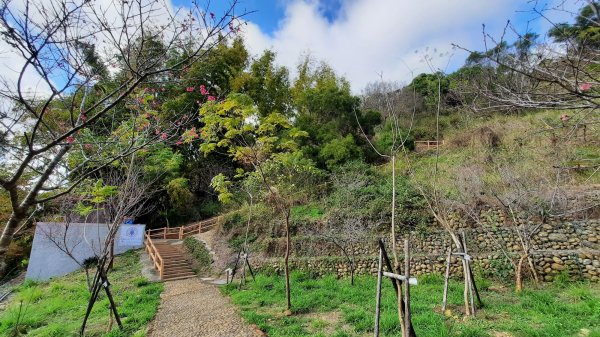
199 93 322 312
292 57 380 167
549 3 600 48
232 50 292 117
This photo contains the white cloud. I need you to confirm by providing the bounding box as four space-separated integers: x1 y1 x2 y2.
240 0 580 92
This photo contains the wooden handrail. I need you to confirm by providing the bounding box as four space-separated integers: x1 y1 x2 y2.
145 216 222 240
144 233 164 279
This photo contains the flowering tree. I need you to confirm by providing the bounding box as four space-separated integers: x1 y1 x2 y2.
0 0 248 276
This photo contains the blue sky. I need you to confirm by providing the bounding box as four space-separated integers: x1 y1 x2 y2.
173 0 580 92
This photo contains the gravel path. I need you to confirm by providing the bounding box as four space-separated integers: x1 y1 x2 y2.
148 278 262 337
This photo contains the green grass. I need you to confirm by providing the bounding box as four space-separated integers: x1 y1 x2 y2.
0 250 163 337
222 272 600 337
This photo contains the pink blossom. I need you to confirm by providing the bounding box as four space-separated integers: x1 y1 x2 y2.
84 144 93 150
66 136 75 144
560 114 570 122
155 129 161 135
80 114 87 121
176 141 183 145
580 83 593 91
186 86 195 92
200 85 208 95
207 95 216 101
160 132 168 140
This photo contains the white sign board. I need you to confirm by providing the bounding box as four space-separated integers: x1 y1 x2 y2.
118 224 145 246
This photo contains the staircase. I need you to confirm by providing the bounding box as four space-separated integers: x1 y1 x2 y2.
144 217 221 281
154 241 196 281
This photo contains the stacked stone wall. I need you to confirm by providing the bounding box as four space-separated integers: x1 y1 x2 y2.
252 219 600 282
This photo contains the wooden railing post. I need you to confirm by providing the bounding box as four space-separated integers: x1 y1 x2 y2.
179 226 183 240
163 227 166 239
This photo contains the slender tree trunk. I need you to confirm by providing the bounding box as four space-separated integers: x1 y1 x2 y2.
527 254 539 284
284 208 292 312
391 155 406 336
515 254 527 293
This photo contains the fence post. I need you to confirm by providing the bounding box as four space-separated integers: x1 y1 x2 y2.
163 227 166 239
179 226 183 240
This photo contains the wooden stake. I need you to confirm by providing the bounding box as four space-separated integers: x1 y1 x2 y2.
246 254 256 281
403 239 411 337
374 248 383 337
442 246 452 312
377 239 417 337
461 232 475 316
229 250 242 284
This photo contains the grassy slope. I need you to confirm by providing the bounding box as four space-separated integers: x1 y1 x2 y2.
223 272 600 337
0 250 163 337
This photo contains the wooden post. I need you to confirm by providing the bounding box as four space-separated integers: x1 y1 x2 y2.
229 250 242 284
461 231 475 316
374 248 383 337
198 222 202 234
442 246 452 312
163 227 167 240
179 226 183 240
246 254 256 281
403 239 411 337
101 272 123 330
377 239 417 337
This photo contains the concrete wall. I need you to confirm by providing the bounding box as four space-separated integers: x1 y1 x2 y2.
26 222 145 281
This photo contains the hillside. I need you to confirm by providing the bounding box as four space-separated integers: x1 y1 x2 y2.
218 108 600 250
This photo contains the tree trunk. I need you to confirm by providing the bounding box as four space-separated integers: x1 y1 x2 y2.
391 155 406 336
515 254 527 293
0 211 26 276
284 208 292 311
0 145 70 277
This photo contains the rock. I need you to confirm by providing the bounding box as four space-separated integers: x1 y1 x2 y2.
549 233 567 241
551 263 565 271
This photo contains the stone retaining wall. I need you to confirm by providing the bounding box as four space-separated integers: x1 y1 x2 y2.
252 219 600 282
